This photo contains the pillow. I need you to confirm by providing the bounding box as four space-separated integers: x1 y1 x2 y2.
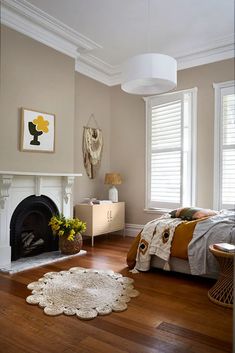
170 207 217 221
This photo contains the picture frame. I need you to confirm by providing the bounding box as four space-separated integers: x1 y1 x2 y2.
20 108 55 153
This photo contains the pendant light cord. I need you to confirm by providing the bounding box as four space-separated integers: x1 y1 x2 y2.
147 0 151 53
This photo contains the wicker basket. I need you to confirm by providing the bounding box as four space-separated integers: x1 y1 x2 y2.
59 233 83 255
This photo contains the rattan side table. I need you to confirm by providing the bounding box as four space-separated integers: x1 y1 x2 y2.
208 245 234 308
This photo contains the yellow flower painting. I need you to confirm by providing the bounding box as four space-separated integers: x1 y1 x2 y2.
21 108 55 152
33 115 49 133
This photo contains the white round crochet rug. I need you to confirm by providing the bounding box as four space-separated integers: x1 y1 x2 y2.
26 267 139 320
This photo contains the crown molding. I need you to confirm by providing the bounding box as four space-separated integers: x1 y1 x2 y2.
176 34 235 70
177 46 234 71
1 0 101 58
77 34 234 86
1 0 234 86
75 54 121 86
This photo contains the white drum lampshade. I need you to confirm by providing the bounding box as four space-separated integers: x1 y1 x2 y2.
121 53 177 95
105 173 122 202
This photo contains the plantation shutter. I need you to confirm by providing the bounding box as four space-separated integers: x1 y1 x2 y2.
221 88 235 209
148 93 184 209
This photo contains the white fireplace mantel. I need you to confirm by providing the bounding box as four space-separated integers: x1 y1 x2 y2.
0 171 82 176
0 171 82 267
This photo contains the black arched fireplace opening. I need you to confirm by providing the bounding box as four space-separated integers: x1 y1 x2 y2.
10 195 59 261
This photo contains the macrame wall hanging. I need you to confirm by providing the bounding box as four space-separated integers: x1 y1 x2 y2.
82 114 103 179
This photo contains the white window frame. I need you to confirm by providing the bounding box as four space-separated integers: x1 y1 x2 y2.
213 80 235 210
145 88 197 212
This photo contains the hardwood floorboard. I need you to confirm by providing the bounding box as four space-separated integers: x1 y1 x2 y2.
157 322 232 352
0 235 233 353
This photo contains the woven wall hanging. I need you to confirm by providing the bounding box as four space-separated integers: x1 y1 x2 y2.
82 114 103 179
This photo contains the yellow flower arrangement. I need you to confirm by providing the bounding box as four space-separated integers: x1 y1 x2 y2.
49 214 86 241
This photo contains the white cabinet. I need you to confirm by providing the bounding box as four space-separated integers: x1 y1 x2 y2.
75 202 125 246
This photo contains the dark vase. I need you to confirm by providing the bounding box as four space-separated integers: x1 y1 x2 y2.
59 233 82 255
28 122 43 145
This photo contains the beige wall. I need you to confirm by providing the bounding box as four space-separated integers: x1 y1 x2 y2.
0 25 75 172
0 26 110 209
110 88 146 224
1 25 234 225
110 59 234 225
74 73 111 204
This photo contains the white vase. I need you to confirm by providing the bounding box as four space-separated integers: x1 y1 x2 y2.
109 185 118 202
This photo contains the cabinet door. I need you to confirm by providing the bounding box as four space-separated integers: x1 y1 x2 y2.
109 202 125 232
92 204 110 235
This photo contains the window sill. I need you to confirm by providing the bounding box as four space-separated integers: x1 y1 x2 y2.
143 208 171 215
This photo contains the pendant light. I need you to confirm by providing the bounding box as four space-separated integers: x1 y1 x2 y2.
121 1 177 95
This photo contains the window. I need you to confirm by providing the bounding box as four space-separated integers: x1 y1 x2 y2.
213 81 235 210
145 88 197 210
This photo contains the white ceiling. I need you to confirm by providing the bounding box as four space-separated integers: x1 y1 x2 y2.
1 0 234 85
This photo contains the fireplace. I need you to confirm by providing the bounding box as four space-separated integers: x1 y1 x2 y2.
10 195 59 260
0 171 82 267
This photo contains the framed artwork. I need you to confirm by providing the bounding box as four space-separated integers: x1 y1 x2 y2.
21 108 55 152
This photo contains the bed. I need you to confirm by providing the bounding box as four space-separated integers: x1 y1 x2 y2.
127 208 235 279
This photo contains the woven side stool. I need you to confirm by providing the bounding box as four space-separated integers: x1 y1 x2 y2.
208 244 234 308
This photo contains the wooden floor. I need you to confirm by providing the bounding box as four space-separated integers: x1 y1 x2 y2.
0 235 233 353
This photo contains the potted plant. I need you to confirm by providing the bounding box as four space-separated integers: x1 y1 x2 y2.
49 214 86 255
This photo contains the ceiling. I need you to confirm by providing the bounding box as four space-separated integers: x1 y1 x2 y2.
1 0 234 85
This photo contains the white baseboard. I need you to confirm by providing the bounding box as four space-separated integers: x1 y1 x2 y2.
125 223 143 237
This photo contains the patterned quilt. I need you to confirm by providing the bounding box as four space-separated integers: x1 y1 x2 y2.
129 210 235 276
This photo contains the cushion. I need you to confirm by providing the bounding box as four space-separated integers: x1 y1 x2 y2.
170 207 217 221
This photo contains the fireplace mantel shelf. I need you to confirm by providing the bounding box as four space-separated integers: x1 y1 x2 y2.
0 171 82 177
